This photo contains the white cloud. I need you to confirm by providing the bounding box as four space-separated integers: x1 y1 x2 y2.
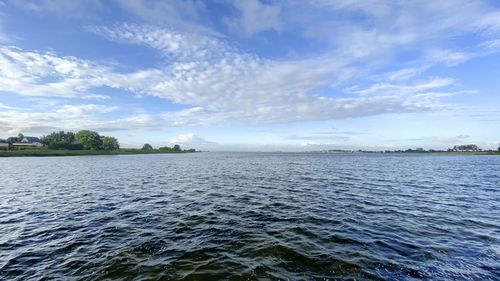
12 0 104 19
301 140 321 146
55 104 118 116
0 102 15 110
307 0 391 18
114 0 213 34
168 133 214 146
0 104 119 135
296 0 500 62
473 11 500 32
382 66 431 81
90 24 463 124
479 39 500 51
1 20 475 134
223 0 282 37
13 0 214 34
352 78 456 96
428 49 472 66
0 46 112 99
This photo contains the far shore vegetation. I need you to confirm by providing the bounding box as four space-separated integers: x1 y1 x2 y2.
0 131 197 157
312 144 500 155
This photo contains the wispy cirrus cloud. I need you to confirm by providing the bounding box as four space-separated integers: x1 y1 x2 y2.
223 0 282 37
0 102 16 110
115 0 214 34
0 46 112 99
0 19 477 134
351 78 456 96
12 0 104 19
88 24 462 122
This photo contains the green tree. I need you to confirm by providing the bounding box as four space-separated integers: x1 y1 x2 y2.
41 131 81 150
102 136 120 150
6 137 17 144
452 144 480 152
17 133 25 142
142 144 153 150
498 146 500 152
0 138 8 150
173 144 181 152
75 130 102 150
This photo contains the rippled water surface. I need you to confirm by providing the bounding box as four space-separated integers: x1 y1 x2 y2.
1 153 499 280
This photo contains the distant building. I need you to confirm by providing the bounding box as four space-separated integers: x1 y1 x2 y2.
13 136 43 147
21 136 42 144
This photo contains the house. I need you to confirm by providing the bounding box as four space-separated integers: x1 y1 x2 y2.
13 136 44 147
21 136 42 144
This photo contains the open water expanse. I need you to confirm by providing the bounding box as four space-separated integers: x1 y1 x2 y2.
0 152 499 280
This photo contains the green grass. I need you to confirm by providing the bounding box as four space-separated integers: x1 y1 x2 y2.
0 149 198 157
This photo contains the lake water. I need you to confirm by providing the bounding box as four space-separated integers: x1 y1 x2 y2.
0 153 499 280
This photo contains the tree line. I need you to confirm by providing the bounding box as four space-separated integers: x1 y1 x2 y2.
449 144 481 152
318 144 500 154
1 131 197 152
141 143 195 152
41 130 120 150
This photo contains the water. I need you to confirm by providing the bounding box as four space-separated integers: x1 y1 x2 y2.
0 153 499 280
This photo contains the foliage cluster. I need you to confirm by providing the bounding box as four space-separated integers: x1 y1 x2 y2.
41 130 120 150
141 144 153 150
158 144 182 152
450 144 481 152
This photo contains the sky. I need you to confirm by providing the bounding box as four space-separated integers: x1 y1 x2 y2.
0 0 499 151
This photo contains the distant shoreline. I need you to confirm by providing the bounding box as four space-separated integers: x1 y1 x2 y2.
0 149 199 157
1 150 498 157
309 151 500 155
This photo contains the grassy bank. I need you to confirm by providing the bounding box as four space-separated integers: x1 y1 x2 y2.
0 149 198 157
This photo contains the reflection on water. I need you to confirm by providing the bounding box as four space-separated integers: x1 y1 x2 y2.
0 153 499 280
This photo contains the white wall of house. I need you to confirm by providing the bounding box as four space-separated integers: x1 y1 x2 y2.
12 142 43 147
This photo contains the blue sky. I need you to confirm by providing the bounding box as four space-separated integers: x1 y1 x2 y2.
0 0 499 151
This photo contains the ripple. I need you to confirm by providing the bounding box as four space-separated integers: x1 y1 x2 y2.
1 152 499 280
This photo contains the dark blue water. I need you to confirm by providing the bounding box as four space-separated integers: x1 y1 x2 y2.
0 153 499 280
